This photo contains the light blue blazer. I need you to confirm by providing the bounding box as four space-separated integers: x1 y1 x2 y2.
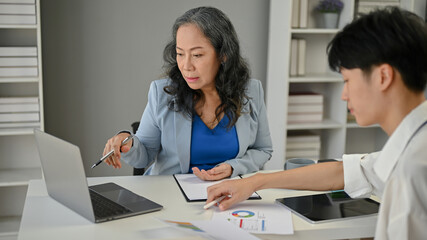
122 78 273 178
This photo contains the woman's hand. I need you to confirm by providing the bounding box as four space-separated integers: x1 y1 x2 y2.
102 133 133 169
206 177 256 211
192 163 232 181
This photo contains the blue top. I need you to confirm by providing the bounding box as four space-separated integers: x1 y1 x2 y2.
122 79 273 178
189 114 239 171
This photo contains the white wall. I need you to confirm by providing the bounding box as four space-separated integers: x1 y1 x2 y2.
41 0 270 177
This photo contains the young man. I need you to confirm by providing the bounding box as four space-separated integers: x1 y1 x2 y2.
206 7 427 239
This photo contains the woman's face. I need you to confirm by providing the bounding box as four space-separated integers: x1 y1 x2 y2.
176 23 221 92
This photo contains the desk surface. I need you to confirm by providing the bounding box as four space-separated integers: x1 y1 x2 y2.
18 175 377 240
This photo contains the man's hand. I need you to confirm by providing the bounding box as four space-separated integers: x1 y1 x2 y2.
206 177 256 211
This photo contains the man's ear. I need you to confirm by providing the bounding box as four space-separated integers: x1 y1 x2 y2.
378 63 394 91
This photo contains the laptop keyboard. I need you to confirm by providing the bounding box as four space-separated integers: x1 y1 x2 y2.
89 190 132 218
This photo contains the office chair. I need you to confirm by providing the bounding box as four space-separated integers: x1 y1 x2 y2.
131 121 145 175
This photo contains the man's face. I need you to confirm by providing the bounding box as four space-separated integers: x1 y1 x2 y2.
341 67 380 127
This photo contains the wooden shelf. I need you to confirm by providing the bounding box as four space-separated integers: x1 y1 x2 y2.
0 168 42 187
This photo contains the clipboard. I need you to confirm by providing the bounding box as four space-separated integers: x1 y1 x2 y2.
173 174 261 202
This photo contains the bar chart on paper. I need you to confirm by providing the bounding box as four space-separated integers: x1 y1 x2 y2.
212 203 294 235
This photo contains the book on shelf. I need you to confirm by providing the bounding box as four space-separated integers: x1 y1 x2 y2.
289 39 306 76
291 0 308 28
288 92 323 123
288 104 323 113
286 130 321 159
287 130 321 142
356 1 400 16
0 97 38 104
0 0 35 3
0 15 36 25
0 97 40 128
0 67 38 77
0 47 37 57
0 121 40 129
290 39 298 76
286 141 321 150
291 0 300 28
0 103 39 113
297 38 306 76
287 138 321 147
0 57 37 67
286 149 320 159
0 112 39 122
288 112 323 123
299 0 308 28
288 92 323 105
0 4 35 15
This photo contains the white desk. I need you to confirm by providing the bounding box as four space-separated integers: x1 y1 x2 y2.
18 175 377 240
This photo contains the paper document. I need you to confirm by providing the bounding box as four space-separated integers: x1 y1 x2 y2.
173 174 261 202
212 202 294 235
159 218 260 240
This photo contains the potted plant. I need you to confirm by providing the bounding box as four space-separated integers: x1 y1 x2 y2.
315 0 344 29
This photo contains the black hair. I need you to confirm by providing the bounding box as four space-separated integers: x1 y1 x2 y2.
327 7 427 92
162 6 251 128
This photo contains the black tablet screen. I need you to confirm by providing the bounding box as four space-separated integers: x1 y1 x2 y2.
276 191 380 223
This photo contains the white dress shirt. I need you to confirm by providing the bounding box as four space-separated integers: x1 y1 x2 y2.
343 101 427 240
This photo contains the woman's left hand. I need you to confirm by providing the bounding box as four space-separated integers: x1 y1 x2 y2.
192 163 232 181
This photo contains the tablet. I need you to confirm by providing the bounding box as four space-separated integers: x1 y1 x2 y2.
276 191 379 224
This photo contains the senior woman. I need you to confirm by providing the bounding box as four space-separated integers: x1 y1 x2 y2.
102 6 272 181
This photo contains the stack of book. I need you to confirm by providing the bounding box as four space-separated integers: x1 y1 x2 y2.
288 92 323 124
0 47 38 77
289 38 306 76
291 0 308 28
355 0 400 17
0 97 40 129
286 131 321 160
0 0 36 25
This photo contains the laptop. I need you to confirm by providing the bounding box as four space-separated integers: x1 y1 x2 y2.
34 129 163 223
276 191 379 224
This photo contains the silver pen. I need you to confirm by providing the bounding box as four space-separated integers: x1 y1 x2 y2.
91 135 134 169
